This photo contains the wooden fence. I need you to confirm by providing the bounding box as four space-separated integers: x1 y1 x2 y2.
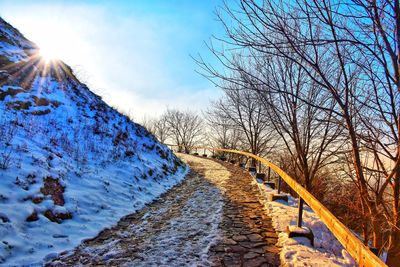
166 144 387 267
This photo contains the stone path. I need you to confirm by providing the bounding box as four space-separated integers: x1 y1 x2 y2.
47 154 280 267
205 159 280 267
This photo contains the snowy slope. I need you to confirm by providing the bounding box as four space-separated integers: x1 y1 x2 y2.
0 17 187 266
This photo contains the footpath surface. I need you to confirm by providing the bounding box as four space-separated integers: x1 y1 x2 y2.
47 154 280 267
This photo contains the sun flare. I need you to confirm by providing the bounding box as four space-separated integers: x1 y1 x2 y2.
39 45 60 61
36 35 70 62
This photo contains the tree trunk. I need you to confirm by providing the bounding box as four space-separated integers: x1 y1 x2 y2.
371 217 383 251
386 163 400 265
362 222 368 246
368 202 384 252
387 164 400 266
386 228 400 267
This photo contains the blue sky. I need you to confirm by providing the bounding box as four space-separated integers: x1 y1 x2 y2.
0 0 225 119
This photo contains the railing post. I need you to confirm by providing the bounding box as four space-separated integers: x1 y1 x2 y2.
277 176 282 194
297 198 304 227
267 167 271 181
252 157 256 168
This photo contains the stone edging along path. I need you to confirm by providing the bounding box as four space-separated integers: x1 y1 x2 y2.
47 154 280 267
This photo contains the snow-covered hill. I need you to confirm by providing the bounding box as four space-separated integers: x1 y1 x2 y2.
0 17 187 266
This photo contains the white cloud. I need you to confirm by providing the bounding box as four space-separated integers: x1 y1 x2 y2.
103 86 223 120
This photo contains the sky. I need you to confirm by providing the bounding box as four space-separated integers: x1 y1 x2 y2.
0 0 225 119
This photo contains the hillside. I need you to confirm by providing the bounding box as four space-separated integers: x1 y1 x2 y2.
0 17 187 266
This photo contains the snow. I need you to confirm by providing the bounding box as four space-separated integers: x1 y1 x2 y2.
0 17 188 266
122 155 227 266
253 180 356 267
0 17 36 62
79 177 223 266
49 153 230 266
0 109 188 266
287 226 312 235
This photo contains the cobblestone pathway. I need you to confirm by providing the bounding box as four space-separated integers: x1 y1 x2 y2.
47 154 280 267
205 160 280 267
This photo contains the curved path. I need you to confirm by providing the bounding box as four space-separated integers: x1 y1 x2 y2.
47 154 280 267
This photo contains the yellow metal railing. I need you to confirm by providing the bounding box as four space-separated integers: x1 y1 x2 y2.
166 144 386 267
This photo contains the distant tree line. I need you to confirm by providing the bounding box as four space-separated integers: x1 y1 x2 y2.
141 108 204 153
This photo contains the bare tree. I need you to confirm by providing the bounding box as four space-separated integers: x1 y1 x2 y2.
141 115 170 143
259 54 344 225
152 114 170 144
204 107 242 150
140 115 156 135
263 55 343 184
210 82 275 162
164 108 203 153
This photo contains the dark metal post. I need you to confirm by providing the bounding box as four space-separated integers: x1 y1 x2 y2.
252 157 256 168
258 160 262 173
277 176 282 194
297 198 304 227
267 167 271 181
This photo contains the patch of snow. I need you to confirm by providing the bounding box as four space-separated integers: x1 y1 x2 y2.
253 180 356 267
51 154 230 266
125 183 223 266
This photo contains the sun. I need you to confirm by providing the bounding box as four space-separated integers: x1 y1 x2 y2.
38 45 60 61
36 35 69 62
22 20 85 66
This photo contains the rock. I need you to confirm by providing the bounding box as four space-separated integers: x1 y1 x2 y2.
230 245 247 253
243 256 267 267
264 253 280 265
208 255 222 265
249 247 265 254
32 196 43 204
40 176 65 206
244 252 260 259
241 230 254 235
213 245 227 252
248 233 263 242
250 228 262 234
261 231 278 238
44 210 72 223
232 235 248 242
222 254 241 267
264 246 280 254
26 211 38 222
223 238 237 245
239 241 255 249
250 242 266 248
264 237 278 245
